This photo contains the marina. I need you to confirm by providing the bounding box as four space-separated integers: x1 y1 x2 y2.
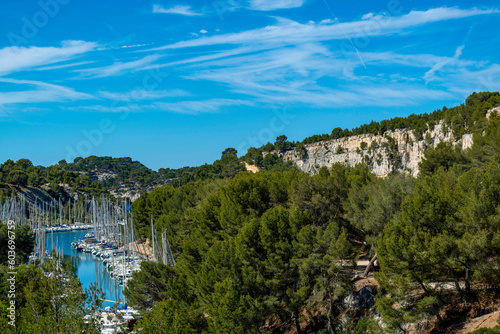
43 230 127 308
2 193 176 332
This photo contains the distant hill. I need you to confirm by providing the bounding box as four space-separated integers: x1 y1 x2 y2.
60 156 166 200
0 148 249 203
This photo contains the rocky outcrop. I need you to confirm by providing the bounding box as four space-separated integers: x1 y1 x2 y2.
110 181 170 201
244 162 260 173
95 171 117 182
344 287 376 311
277 122 473 177
110 188 142 202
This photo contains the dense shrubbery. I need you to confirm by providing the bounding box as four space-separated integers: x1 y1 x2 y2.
0 223 34 265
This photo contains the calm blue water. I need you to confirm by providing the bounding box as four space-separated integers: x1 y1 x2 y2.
44 230 124 308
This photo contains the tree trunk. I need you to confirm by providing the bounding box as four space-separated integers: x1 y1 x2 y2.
453 274 464 296
363 254 377 277
465 269 471 293
295 311 303 334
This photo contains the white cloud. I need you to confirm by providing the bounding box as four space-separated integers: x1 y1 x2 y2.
139 6 500 109
249 0 306 11
67 105 144 113
148 7 499 51
154 99 253 114
120 43 154 49
3 6 495 115
99 89 189 101
181 43 491 107
361 13 374 20
424 45 465 84
77 54 161 78
360 50 478 69
33 61 96 71
152 4 203 16
0 40 97 76
0 78 93 106
74 99 253 114
319 18 336 24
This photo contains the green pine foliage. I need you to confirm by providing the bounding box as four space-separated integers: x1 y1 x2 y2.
127 167 363 332
0 223 35 265
0 259 103 333
128 92 500 333
376 120 500 331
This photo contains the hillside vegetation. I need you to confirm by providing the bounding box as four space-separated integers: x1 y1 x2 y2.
125 92 500 333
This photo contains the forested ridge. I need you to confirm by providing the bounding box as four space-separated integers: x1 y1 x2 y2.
0 148 252 202
242 92 500 168
125 92 500 333
0 146 270 204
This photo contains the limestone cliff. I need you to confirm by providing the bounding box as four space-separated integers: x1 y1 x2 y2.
277 122 473 177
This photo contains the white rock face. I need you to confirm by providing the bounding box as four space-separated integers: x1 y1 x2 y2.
278 121 472 177
96 171 118 182
110 189 141 202
462 134 473 150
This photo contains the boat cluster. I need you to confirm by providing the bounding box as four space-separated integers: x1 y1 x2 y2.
84 303 141 334
71 233 143 285
28 250 53 263
32 223 94 233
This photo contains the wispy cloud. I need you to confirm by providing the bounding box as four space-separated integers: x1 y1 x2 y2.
152 4 203 16
33 61 97 71
0 40 97 76
140 6 500 109
154 99 253 114
118 43 155 49
71 99 252 114
99 89 189 101
67 105 144 113
2 6 498 116
359 50 481 70
424 45 465 84
148 7 499 51
0 78 94 106
248 0 306 11
183 43 496 107
77 54 161 78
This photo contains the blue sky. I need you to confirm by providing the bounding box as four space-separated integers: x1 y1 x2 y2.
0 0 499 170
